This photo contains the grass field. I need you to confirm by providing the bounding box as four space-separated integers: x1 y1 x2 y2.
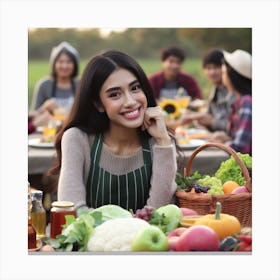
28 58 211 108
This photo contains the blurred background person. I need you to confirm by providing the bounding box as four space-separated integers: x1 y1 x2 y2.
148 46 202 101
181 48 236 132
28 99 57 134
31 41 80 119
208 49 252 155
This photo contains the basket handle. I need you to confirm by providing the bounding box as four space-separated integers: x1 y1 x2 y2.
185 143 252 193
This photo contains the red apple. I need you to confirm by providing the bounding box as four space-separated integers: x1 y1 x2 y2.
231 186 249 194
167 227 188 251
167 236 180 251
180 207 198 216
167 227 188 238
176 225 220 251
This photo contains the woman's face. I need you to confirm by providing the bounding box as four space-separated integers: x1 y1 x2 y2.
54 52 75 79
98 68 148 129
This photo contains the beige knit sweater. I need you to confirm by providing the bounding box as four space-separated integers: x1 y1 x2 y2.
57 127 178 211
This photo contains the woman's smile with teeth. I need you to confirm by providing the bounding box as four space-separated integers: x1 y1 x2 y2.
122 108 141 119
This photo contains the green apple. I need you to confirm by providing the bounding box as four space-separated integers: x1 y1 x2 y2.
131 225 168 251
154 204 183 234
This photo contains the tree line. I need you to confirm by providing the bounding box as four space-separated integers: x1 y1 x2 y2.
28 28 252 60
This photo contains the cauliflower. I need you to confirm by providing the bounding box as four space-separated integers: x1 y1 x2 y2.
87 218 150 251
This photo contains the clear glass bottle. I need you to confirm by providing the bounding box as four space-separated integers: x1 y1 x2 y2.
28 185 37 249
31 190 46 238
50 201 76 239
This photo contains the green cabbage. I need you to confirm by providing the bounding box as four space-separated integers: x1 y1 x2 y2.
215 153 252 186
89 204 132 221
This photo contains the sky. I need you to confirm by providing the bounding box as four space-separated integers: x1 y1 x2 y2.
29 27 127 37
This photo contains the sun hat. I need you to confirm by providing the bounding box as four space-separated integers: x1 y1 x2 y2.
223 49 252 79
49 41 79 67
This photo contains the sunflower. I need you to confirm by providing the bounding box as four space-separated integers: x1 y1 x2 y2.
159 98 181 119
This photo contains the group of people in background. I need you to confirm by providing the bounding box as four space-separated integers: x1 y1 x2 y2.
29 42 252 212
147 46 251 155
29 43 252 156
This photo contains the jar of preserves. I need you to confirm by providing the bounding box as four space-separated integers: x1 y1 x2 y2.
50 201 76 239
31 190 46 238
28 189 37 250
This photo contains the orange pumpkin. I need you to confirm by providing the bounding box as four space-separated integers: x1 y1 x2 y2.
193 202 241 240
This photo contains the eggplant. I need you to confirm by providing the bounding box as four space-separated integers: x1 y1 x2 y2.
219 236 238 251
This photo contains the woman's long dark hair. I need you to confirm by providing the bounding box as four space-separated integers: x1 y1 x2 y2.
224 60 252 96
49 50 160 175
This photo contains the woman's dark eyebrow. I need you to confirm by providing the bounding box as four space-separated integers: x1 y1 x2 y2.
129 79 138 86
105 79 139 93
105 86 120 93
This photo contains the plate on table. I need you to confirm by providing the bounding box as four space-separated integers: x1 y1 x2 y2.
28 138 54 148
185 128 209 139
178 139 206 150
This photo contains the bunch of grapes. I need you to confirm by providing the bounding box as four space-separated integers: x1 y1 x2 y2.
133 206 155 221
197 175 224 195
189 182 209 193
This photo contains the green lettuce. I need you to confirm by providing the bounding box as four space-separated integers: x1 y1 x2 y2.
42 211 102 252
215 153 252 186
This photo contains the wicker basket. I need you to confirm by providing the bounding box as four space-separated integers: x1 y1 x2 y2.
176 143 252 227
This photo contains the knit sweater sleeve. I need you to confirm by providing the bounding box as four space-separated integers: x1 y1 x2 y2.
57 127 91 210
146 142 177 208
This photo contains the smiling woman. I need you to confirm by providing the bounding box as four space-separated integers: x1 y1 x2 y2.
48 49 178 213
97 68 148 133
30 41 80 116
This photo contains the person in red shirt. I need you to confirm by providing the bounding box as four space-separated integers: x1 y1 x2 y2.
148 46 202 101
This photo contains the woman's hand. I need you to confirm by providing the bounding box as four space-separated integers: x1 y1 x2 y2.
142 106 171 146
196 113 213 127
39 98 58 114
32 110 54 127
207 131 231 143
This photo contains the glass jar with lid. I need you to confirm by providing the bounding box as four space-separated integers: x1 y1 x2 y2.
31 190 46 238
28 184 37 249
50 201 76 239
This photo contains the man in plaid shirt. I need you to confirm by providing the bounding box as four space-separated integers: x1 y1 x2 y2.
149 46 202 100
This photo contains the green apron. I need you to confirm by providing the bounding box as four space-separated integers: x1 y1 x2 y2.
86 134 152 212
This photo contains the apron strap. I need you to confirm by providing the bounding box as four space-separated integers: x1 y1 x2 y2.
141 133 152 166
90 134 103 164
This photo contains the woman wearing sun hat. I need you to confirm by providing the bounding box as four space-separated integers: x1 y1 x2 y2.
207 49 252 155
31 41 80 114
